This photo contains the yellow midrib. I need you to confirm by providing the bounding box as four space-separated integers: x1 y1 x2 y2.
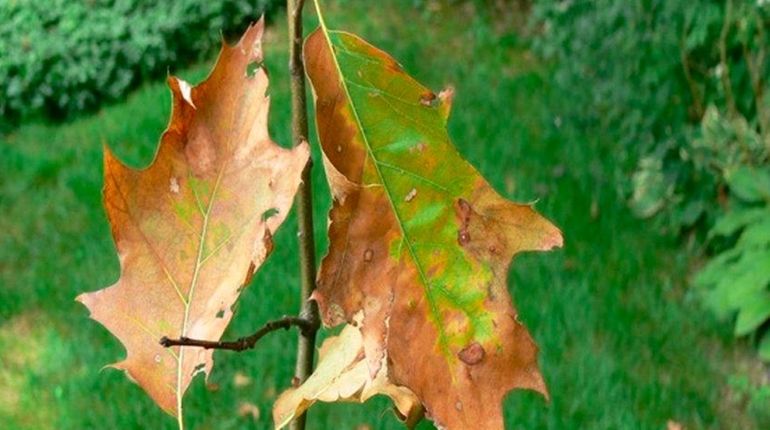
175 164 226 430
313 0 451 358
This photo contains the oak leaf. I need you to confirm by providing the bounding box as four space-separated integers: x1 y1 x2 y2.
76 20 309 421
273 321 422 429
300 23 563 429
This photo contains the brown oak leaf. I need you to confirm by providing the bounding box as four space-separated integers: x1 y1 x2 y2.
76 20 309 421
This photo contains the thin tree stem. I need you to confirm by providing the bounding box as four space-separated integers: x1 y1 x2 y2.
745 14 769 146
159 316 313 351
719 0 737 117
679 24 703 121
287 1 320 429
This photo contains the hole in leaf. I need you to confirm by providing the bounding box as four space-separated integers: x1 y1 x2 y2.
191 363 205 376
261 207 279 221
215 309 225 319
246 61 263 78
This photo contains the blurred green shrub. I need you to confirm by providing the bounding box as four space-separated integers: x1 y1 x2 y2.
0 0 281 130
531 0 770 232
532 0 770 357
631 105 769 232
694 166 770 360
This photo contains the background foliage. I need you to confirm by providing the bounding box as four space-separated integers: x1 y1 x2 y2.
532 0 770 360
1 0 770 428
532 0 769 229
0 0 282 130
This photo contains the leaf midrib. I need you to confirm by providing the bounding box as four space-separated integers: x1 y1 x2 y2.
176 162 226 428
315 21 451 357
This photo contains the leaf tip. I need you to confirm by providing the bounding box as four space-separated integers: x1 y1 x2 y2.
438 86 454 121
101 142 118 166
74 292 87 304
238 16 266 62
542 228 564 251
74 290 96 311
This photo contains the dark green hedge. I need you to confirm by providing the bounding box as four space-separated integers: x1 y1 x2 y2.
0 0 282 129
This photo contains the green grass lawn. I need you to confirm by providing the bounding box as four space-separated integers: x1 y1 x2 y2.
1 1 767 429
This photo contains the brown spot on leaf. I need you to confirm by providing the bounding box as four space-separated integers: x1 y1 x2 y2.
243 261 257 286
457 342 485 365
457 198 471 217
263 228 274 255
456 198 473 245
458 230 471 245
420 91 437 106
